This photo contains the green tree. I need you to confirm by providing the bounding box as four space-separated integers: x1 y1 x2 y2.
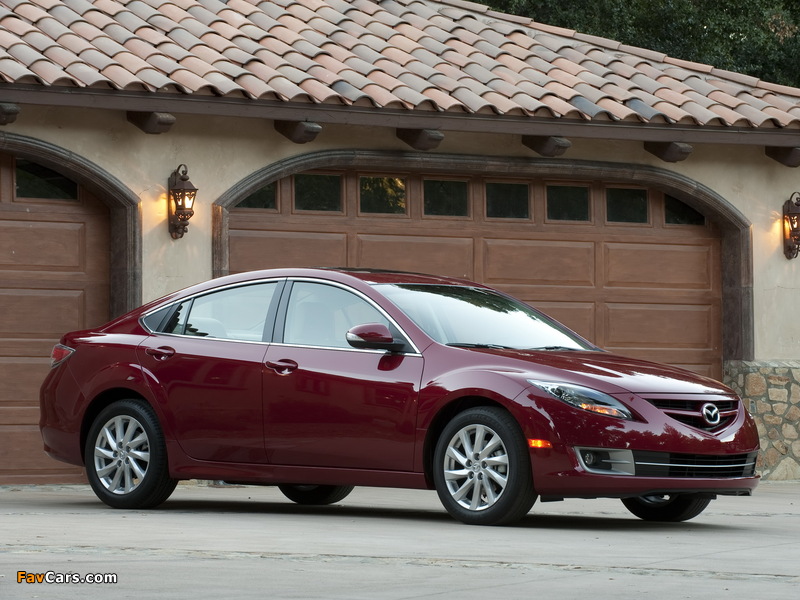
482 0 800 88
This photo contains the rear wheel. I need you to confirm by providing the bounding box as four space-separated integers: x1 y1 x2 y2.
622 494 712 522
278 484 355 505
433 406 536 525
85 399 177 509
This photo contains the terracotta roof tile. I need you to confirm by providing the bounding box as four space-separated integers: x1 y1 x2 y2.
64 61 106 86
14 2 48 22
101 62 145 89
266 75 312 102
540 94 582 119
235 72 277 98
42 43 77 66
1 0 799 125
27 58 68 83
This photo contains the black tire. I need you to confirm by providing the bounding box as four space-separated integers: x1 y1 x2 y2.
433 406 537 526
84 399 177 509
278 484 355 505
621 494 712 522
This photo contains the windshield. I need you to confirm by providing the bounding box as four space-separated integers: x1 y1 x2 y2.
376 284 594 351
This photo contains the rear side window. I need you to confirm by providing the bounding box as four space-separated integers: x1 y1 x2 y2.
160 282 280 342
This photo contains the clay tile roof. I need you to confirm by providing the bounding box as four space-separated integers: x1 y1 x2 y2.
1 0 800 129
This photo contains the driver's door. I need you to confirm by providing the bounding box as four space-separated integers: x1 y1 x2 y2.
262 281 423 471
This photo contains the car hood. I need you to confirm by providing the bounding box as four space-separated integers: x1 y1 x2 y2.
476 348 731 395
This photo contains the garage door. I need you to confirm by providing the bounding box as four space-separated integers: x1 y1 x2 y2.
229 170 722 378
0 154 110 484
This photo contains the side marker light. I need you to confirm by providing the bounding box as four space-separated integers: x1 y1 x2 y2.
529 439 552 449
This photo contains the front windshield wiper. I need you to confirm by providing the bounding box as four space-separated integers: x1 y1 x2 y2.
446 343 516 350
529 345 582 351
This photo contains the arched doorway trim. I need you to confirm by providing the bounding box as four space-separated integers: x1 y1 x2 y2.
0 131 142 315
214 150 753 361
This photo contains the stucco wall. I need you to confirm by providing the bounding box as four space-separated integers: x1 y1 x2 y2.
5 106 799 362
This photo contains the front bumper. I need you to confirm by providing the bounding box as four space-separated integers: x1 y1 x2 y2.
529 446 760 499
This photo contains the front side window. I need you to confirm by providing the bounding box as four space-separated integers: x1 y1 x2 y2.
378 284 593 351
283 282 391 349
166 282 279 342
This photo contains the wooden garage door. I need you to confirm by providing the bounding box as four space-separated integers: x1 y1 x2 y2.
229 171 722 378
0 154 110 484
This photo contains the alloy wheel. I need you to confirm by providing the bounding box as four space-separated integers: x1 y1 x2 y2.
442 423 509 511
92 415 151 495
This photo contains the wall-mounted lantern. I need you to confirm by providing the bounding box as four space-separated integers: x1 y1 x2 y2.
784 192 800 259
168 164 197 239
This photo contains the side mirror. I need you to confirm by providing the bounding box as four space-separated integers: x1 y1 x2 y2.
346 323 405 352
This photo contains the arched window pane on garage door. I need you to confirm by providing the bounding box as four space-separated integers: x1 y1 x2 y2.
236 182 277 210
15 159 78 201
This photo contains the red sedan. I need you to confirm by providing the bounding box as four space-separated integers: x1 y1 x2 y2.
40 268 759 525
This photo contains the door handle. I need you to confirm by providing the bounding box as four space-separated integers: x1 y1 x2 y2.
145 346 176 361
265 359 298 375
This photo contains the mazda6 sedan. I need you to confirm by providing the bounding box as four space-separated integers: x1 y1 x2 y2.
40 268 759 525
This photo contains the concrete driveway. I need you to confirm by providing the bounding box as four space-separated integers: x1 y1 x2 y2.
1 482 798 599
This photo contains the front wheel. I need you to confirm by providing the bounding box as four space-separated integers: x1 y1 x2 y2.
622 494 712 522
278 484 355 505
433 407 537 526
85 399 177 509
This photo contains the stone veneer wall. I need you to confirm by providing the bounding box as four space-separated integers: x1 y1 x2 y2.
724 361 800 480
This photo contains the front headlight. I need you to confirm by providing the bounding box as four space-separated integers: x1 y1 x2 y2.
528 381 633 420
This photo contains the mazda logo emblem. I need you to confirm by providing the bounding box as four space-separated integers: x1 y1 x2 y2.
701 403 721 426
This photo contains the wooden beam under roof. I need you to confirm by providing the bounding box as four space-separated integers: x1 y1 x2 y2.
275 120 322 144
766 146 800 168
522 135 571 157
126 111 176 134
645 141 693 162
0 103 20 125
396 128 444 151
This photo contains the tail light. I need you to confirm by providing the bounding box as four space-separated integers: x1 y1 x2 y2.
50 344 75 367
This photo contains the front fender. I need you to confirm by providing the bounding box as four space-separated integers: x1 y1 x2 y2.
415 367 562 475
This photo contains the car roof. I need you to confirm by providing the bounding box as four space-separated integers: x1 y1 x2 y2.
322 268 483 287
143 267 484 309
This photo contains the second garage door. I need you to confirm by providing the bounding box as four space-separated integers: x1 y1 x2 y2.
229 170 722 379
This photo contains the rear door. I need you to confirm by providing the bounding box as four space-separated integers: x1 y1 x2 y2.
138 280 282 463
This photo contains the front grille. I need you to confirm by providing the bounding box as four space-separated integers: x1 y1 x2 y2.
645 396 740 432
632 450 758 478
